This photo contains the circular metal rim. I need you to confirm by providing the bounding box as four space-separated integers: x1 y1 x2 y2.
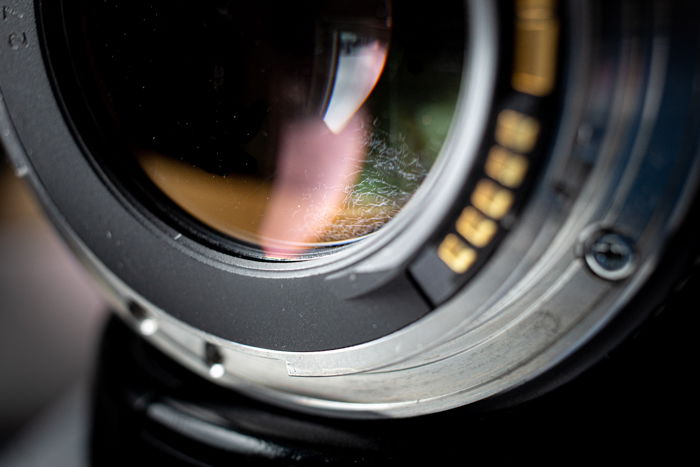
106 0 700 418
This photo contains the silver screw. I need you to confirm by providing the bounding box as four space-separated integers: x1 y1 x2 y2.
584 230 636 281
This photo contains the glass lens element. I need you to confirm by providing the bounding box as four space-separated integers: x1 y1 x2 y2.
75 1 465 258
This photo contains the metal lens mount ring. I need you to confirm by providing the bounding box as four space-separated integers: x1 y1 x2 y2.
111 1 700 417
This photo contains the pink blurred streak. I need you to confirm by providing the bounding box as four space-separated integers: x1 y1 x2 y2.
259 112 367 259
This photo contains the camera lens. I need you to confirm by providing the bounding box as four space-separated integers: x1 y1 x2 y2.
2 0 699 420
57 1 465 259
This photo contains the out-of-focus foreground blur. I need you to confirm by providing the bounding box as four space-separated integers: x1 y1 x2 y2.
0 157 105 452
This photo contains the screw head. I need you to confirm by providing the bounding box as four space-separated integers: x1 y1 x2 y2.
584 230 636 281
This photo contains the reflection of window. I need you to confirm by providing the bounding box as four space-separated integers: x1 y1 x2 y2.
324 35 389 134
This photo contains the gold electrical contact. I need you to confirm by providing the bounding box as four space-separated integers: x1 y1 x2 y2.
495 110 541 154
513 0 559 97
472 179 514 220
438 234 478 274
485 146 529 188
457 207 498 248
